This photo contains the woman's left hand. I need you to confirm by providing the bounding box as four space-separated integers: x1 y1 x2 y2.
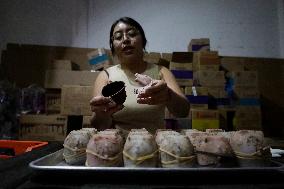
137 79 171 105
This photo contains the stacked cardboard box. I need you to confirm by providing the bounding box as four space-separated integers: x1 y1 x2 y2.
170 52 193 87
193 70 226 87
224 63 261 130
15 44 266 138
233 87 260 105
161 53 172 62
234 106 262 130
191 109 219 131
233 85 262 130
192 51 224 87
60 85 93 116
19 114 67 141
156 53 172 68
188 38 210 52
44 70 99 89
193 51 220 71
20 56 101 141
143 52 161 64
45 89 61 114
184 86 208 109
221 57 245 72
208 87 229 109
228 71 258 87
48 59 73 70
87 48 113 71
190 50 224 130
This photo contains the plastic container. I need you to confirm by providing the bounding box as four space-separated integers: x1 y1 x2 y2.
0 140 48 159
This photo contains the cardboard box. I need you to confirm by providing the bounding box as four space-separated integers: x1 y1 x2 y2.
193 71 226 87
61 85 93 116
87 48 112 71
234 106 262 118
169 62 192 70
188 38 210 52
185 86 208 96
176 79 193 87
227 71 258 87
195 64 220 71
191 109 219 119
234 118 262 131
187 94 208 104
171 70 193 79
198 51 219 59
144 52 161 64
45 89 61 114
199 56 220 65
193 51 220 71
208 87 227 98
233 106 262 130
44 70 100 89
190 104 208 109
233 87 260 98
157 58 170 68
185 87 208 109
172 52 193 63
244 62 259 71
191 109 219 131
208 87 229 108
161 53 172 62
221 57 245 71
48 59 72 70
186 95 208 107
19 114 67 141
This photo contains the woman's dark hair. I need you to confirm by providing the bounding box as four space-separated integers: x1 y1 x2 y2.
109 17 147 54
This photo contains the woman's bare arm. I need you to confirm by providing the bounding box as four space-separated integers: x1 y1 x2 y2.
160 66 190 117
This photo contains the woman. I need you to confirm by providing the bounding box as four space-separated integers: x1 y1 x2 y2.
90 17 190 134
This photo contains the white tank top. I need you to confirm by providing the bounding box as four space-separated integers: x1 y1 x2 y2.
106 63 165 134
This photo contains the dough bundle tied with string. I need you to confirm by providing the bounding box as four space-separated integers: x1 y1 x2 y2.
123 128 159 167
156 130 195 168
86 129 124 167
63 128 97 165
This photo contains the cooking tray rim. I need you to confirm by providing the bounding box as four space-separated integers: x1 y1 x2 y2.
29 148 284 173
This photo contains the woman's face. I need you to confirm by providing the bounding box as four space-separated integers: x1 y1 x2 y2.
112 22 144 61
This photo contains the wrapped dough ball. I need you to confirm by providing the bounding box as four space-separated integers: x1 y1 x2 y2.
135 73 153 86
195 135 233 166
123 129 158 167
80 128 97 137
182 130 208 150
63 128 96 165
158 133 195 168
86 129 124 167
216 131 235 141
230 130 271 166
155 129 180 146
134 73 158 95
181 128 204 135
205 129 235 140
205 129 224 134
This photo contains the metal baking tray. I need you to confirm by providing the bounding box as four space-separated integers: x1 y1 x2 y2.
29 149 284 184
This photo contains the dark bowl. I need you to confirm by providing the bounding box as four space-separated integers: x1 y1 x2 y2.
102 81 127 105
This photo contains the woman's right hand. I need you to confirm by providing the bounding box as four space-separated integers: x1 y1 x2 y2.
90 95 124 116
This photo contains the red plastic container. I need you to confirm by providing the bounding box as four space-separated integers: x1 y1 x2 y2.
0 140 48 159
